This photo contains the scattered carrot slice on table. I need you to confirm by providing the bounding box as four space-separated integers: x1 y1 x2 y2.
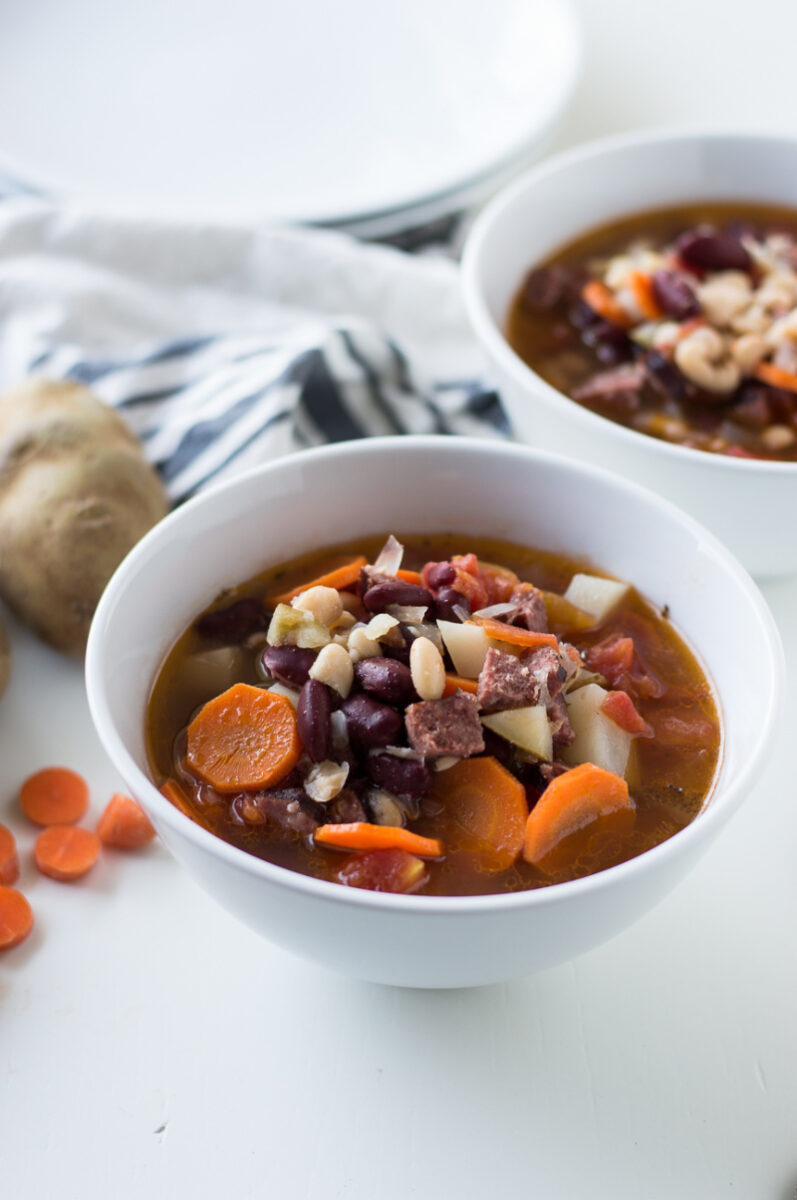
268 556 367 605
314 822 444 859
34 825 100 882
186 682 301 793
523 762 633 866
97 793 156 849
627 269 663 320
442 674 479 697
428 756 527 872
20 766 89 827
0 886 33 949
581 280 633 328
753 361 797 395
470 616 559 650
0 824 19 885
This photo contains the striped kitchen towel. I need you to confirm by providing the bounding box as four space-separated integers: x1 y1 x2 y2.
0 188 507 503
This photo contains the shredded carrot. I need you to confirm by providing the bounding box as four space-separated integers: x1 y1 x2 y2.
314 822 444 859
34 825 100 882
442 674 479 697
470 616 559 650
268 556 367 605
0 824 19 886
581 280 633 328
429 756 527 872
627 270 663 320
753 361 797 395
19 767 89 827
523 762 633 866
0 886 33 949
396 569 423 585
97 793 157 849
186 683 301 793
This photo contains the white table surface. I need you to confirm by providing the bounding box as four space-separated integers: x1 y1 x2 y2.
4 1 797 1197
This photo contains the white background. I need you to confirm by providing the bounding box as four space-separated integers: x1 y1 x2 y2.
3 1 797 1197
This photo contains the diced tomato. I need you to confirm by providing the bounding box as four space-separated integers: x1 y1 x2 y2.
584 635 635 683
452 553 480 578
335 848 428 894
477 562 520 605
600 690 653 736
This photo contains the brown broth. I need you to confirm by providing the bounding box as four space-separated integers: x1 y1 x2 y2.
146 534 721 895
506 201 797 460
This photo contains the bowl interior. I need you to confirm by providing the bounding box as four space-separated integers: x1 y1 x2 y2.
87 439 781 860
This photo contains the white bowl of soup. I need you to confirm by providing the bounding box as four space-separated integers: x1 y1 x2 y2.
85 438 783 987
461 129 797 578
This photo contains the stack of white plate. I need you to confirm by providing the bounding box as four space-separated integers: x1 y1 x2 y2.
0 0 580 238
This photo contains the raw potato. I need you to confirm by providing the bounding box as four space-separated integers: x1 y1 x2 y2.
0 379 168 655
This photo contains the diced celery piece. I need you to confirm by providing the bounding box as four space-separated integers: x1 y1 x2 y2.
266 603 331 649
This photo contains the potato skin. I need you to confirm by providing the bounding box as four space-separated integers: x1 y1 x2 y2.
0 613 10 697
0 379 168 655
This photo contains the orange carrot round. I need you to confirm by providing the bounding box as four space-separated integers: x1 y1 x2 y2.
470 616 559 650
753 361 797 395
20 766 89 827
186 683 301 793
581 280 633 328
442 674 479 697
627 270 663 320
523 762 633 866
269 556 367 605
0 886 33 949
34 825 100 882
97 793 157 849
314 822 444 859
395 569 423 585
430 756 527 872
0 824 19 885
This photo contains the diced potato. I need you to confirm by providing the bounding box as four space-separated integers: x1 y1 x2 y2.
561 683 633 777
267 603 331 649
264 682 300 709
541 590 594 632
177 646 246 700
482 705 553 761
438 619 491 678
563 574 630 623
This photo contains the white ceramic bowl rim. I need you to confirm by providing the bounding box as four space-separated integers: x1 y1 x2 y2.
86 436 784 915
462 124 797 475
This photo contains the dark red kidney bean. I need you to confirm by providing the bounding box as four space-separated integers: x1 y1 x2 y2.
363 581 434 613
196 597 269 642
569 298 599 330
297 680 332 763
424 561 457 590
354 657 415 705
520 265 570 313
644 351 693 404
340 694 403 749
675 231 752 273
261 644 316 687
651 270 700 320
731 385 773 429
582 320 633 364
367 753 432 799
434 587 470 622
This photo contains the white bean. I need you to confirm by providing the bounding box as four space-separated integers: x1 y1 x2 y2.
674 327 740 394
410 636 445 701
292 585 343 628
309 642 354 697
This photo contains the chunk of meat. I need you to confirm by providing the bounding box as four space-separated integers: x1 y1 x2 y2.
584 632 663 701
508 583 549 632
525 644 566 700
254 788 325 836
539 761 572 784
405 692 485 758
477 648 541 713
572 363 646 412
547 694 575 750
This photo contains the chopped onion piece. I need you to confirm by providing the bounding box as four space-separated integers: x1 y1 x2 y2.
372 535 404 576
387 604 428 624
265 682 300 709
368 788 407 827
371 746 423 761
472 602 517 620
304 760 350 804
432 756 461 772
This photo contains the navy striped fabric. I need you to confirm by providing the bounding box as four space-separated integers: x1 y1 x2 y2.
0 171 508 503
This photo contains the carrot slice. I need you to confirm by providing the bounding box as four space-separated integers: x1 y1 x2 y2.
314 822 444 859
581 280 633 328
396 569 423 585
429 756 527 872
268 556 367 605
470 616 559 650
627 270 663 320
34 825 100 881
186 682 301 792
523 762 633 866
753 361 797 395
0 886 33 949
20 766 89 827
0 825 19 885
97 793 157 849
442 674 479 697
